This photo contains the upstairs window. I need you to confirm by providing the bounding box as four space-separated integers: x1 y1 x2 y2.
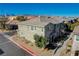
31 26 36 30
42 27 44 32
31 26 34 30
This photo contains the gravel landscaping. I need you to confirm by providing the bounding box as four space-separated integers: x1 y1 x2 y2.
12 34 55 56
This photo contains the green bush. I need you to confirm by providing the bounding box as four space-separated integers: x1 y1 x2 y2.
34 34 47 48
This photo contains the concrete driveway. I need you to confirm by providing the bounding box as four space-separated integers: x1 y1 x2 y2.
0 33 31 56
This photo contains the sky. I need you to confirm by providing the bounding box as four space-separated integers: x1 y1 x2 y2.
0 3 79 16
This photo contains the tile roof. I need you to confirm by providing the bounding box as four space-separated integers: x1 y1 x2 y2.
18 16 64 27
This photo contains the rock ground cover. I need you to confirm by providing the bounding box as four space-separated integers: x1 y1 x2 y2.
12 34 55 56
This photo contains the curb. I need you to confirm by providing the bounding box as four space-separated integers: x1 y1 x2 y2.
9 37 38 56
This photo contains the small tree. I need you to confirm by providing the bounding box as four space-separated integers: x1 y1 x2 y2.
34 34 47 48
16 16 26 21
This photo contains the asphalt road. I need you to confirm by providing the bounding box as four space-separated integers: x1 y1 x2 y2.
0 33 31 56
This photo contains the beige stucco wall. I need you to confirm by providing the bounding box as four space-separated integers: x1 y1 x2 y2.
18 24 45 43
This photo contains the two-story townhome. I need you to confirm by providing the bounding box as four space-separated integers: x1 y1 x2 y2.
18 16 64 43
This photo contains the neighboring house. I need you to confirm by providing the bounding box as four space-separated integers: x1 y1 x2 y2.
8 16 17 20
5 16 18 30
24 16 37 20
0 16 8 29
5 16 36 30
71 26 79 56
5 20 18 30
18 16 64 43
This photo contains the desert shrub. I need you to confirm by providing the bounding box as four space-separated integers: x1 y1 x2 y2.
34 34 47 48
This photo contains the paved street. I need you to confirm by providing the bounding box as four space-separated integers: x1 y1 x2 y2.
0 33 31 56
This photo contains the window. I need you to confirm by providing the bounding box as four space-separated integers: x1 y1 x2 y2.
46 27 49 30
35 26 36 30
47 26 51 30
27 25 30 30
42 27 44 32
76 36 79 41
31 26 33 30
21 32 23 35
31 26 36 30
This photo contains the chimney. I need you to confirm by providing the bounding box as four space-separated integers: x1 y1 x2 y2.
39 16 49 22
